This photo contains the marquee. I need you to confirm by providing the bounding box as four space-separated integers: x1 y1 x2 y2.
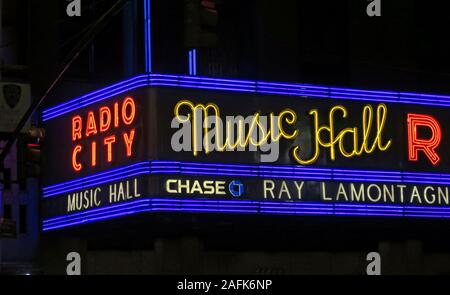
41 73 450 231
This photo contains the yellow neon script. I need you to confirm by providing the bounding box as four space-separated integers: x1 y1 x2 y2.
174 100 298 156
292 104 392 165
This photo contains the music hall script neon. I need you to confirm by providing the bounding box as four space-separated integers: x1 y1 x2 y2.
174 100 393 165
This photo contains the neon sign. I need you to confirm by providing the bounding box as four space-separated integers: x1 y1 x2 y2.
407 113 442 166
41 80 450 229
71 96 137 172
293 104 392 165
174 100 298 156
174 100 392 165
166 179 227 195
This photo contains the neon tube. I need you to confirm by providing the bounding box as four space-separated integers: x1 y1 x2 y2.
42 160 450 198
42 197 450 231
42 74 450 121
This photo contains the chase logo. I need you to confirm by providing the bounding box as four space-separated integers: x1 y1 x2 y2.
229 180 244 197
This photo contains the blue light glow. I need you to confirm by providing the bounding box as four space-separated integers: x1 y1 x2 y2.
41 73 450 121
188 49 197 76
144 0 152 72
42 197 450 231
43 162 150 197
42 160 450 198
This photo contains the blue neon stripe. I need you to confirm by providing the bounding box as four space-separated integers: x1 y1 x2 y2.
42 162 149 192
42 160 450 198
154 73 256 85
42 197 450 231
188 51 193 75
42 75 147 115
144 0 152 72
42 76 148 121
43 162 150 197
188 49 197 76
42 73 450 121
193 49 197 75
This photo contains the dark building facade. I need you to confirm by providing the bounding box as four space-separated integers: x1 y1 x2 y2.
3 0 450 275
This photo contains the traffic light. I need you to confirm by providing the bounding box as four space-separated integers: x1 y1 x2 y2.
184 0 219 49
17 126 45 189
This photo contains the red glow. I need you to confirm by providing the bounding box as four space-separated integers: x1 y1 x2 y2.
114 102 119 128
72 145 82 172
72 116 82 141
99 106 111 133
85 111 98 137
407 113 442 166
123 129 136 157
122 97 136 125
69 96 137 172
104 135 116 163
91 141 97 167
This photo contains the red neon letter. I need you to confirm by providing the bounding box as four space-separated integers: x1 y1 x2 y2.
99 106 111 133
114 102 119 128
72 145 82 172
85 111 98 137
91 141 97 167
122 97 136 125
123 129 136 157
104 135 116 163
407 113 442 166
72 116 82 141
